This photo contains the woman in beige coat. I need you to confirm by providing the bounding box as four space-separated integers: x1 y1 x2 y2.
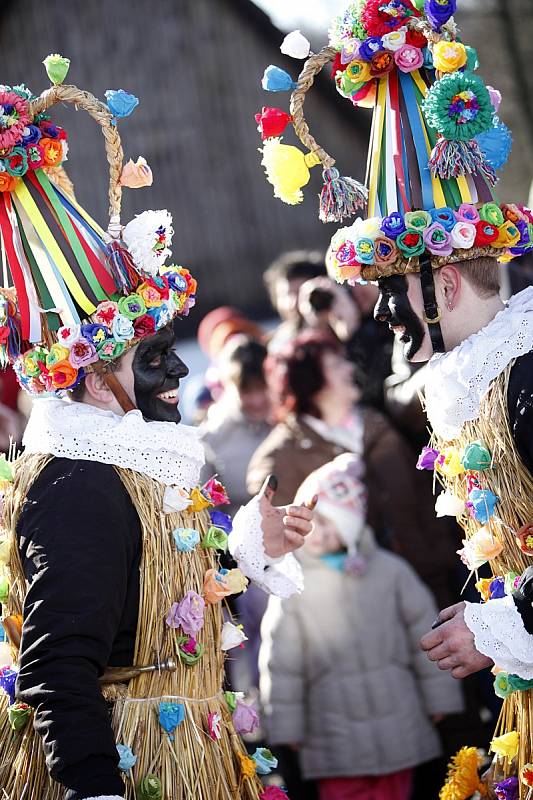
259 455 464 800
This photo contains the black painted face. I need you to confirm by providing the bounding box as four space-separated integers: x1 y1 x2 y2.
132 326 189 422
374 275 427 361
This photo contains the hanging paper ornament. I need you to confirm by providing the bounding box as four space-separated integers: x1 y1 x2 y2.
261 137 321 205
224 691 237 712
137 774 163 800
207 711 222 741
493 776 519 800
117 744 138 771
280 30 311 60
238 752 257 779
122 210 173 277
424 0 456 32
457 527 503 571
515 524 533 556
201 525 228 551
43 54 71 85
467 488 499 524
163 485 192 513
105 89 139 119
221 621 248 651
261 66 298 92
439 747 483 800
120 157 153 188
490 731 519 760
158 701 185 739
252 748 278 776
475 121 513 171
487 86 502 112
319 168 367 223
232 698 260 735
0 666 17 704
435 490 465 519
8 701 31 731
362 0 420 37
255 107 292 140
461 441 492 471
209 509 233 533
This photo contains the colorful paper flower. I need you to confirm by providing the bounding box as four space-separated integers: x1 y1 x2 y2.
0 91 31 150
252 748 278 775
396 230 425 258
423 222 452 257
489 576 505 600
117 743 138 771
105 89 139 118
137 281 164 308
49 359 79 390
57 324 80 347
494 776 519 800
381 211 406 239
40 137 63 166
68 338 98 369
176 635 204 665
490 731 519 760
435 490 465 518
26 143 45 170
238 752 257 779
261 66 297 92
450 222 476 250
203 568 232 604
474 220 499 247
516 524 533 556
97 339 125 362
43 54 70 85
495 220 521 248
467 488 498 524
46 343 70 368
457 527 503 571
94 300 119 328
207 711 222 741
158 701 184 739
120 156 153 188
202 477 230 506
436 447 465 478
359 36 385 61
137 774 163 800
166 591 205 636
394 44 423 73
0 173 18 193
432 40 467 73
209 510 233 533
163 486 192 513
476 122 512 171
232 699 260 735
404 210 432 230
255 107 292 140
455 203 480 224
224 569 249 595
280 29 311 59
479 202 505 227
374 236 398 266
475 577 492 602
4 146 28 177
0 666 17 704
111 313 135 342
201 525 228 551
224 691 237 712
172 527 200 552
521 764 533 788
382 27 407 51
424 0 456 31
8 701 31 731
370 50 395 77
221 621 248 652
423 72 494 141
461 441 492 471
188 487 211 513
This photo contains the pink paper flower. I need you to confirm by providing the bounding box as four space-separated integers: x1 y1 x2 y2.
394 44 423 73
202 477 230 506
208 711 222 741
0 92 31 150
165 590 205 636
68 338 98 369
232 699 260 735
260 788 290 799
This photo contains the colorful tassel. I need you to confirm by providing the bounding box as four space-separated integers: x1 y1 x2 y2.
106 240 141 294
260 137 320 205
255 107 292 140
319 167 368 223
428 138 497 186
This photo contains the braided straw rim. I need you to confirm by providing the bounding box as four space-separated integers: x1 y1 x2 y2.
290 47 337 169
360 245 501 281
29 84 124 229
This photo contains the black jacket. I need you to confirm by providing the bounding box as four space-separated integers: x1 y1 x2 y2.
16 458 141 799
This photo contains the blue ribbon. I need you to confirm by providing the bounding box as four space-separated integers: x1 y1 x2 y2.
398 71 434 211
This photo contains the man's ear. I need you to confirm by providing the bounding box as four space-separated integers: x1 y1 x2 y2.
437 265 462 311
84 370 116 404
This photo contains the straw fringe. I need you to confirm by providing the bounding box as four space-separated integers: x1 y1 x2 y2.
0 454 263 799
430 366 533 797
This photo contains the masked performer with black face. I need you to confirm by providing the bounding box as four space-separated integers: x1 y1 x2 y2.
256 0 533 789
0 73 314 800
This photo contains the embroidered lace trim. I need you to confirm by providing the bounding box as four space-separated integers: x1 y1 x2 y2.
230 496 304 599
425 287 533 439
23 397 205 488
464 596 533 680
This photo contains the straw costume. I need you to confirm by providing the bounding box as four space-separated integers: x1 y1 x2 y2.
256 2 533 796
0 58 305 800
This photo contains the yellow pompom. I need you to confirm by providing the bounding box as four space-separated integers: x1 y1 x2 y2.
490 730 519 760
260 137 320 205
439 747 483 800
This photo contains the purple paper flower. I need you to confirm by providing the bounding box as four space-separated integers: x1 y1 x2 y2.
423 222 453 257
0 667 17 705
166 591 205 636
489 577 506 600
510 220 533 255
494 776 519 800
381 212 406 240
232 699 260 735
22 125 42 146
424 0 456 32
209 510 233 534
80 323 109 346
359 36 384 62
416 446 439 471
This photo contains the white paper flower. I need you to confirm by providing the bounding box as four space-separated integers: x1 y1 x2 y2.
122 209 173 277
358 216 382 240
221 621 248 652
0 642 12 668
280 30 311 60
435 490 465 518
163 485 192 514
382 27 407 52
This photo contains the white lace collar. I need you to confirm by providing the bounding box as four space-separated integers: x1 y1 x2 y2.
424 286 533 440
22 397 205 487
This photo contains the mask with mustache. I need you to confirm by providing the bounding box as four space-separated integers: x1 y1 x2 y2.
374 275 427 361
133 326 189 422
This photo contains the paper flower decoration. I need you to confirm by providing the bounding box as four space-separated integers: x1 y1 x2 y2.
202 477 230 506
423 72 494 142
224 568 249 595
201 525 228 551
280 30 311 59
457 527 503 571
8 701 31 731
238 752 257 779
173 527 200 553
232 699 260 735
467 488 498 524
221 621 248 652
252 748 278 776
261 137 321 205
494 777 519 800
461 441 492 471
177 635 204 666
188 487 211 513
435 490 465 518
122 210 173 278
209 510 233 533
120 157 153 188
0 91 31 151
475 122 513 171
516 524 533 556
416 446 439 470
163 486 192 513
166 591 205 636
43 54 70 85
521 764 533 788
105 89 139 118
203 568 231 604
436 447 465 478
490 731 519 760
439 746 482 800
255 107 292 140
261 65 297 92
207 711 222 741
158 701 185 739
137 774 163 800
224 691 237 712
432 40 467 73
117 743 138 771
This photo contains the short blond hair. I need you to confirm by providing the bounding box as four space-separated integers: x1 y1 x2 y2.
454 256 500 297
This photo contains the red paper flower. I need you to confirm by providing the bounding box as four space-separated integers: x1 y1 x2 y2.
331 52 348 77
255 107 292 140
474 220 499 246
362 0 419 37
133 313 156 338
405 29 427 49
370 50 394 77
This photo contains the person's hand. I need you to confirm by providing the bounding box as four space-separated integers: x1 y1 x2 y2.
257 475 316 559
298 277 361 341
420 601 494 679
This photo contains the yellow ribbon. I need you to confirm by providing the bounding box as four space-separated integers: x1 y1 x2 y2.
368 76 388 217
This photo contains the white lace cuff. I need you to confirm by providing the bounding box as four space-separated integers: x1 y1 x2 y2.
228 496 304 599
464 597 533 679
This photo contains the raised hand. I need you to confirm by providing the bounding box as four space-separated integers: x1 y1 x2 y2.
258 474 316 560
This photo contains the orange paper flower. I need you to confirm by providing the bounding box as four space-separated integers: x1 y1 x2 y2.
40 137 63 167
0 173 17 193
203 568 231 604
49 359 78 389
119 156 153 188
238 752 257 780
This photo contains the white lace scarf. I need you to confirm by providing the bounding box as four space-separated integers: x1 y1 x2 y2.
22 397 205 488
424 287 533 440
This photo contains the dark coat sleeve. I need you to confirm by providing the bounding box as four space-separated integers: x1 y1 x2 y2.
16 458 142 800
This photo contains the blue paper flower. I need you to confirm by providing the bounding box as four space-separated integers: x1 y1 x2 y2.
252 747 278 775
158 701 185 739
105 89 139 118
468 488 499 524
209 510 233 534
116 743 137 772
0 667 17 705
475 121 513 171
424 0 456 32
261 66 297 92
173 527 200 553
489 577 505 600
430 207 456 232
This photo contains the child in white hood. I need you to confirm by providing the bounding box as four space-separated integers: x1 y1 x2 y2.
259 453 463 800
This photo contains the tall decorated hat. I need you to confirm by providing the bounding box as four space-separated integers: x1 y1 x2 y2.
256 1 530 289
0 55 196 398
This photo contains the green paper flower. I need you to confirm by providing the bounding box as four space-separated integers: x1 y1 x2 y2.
422 72 494 142
8 702 32 731
494 672 513 699
479 202 504 227
43 54 70 85
508 674 533 692
137 774 163 800
118 294 147 320
0 455 14 483
4 146 28 177
0 575 9 604
461 440 492 471
404 210 432 231
224 691 237 712
176 635 204 666
96 338 125 361
201 525 228 551
465 46 478 71
396 229 425 258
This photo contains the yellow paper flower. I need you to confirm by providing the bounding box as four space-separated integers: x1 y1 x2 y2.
494 220 521 248
224 568 249 595
432 41 467 73
490 731 519 760
46 343 70 368
436 447 465 478
345 59 371 84
475 577 492 602
188 487 211 513
238 752 257 779
440 746 483 800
